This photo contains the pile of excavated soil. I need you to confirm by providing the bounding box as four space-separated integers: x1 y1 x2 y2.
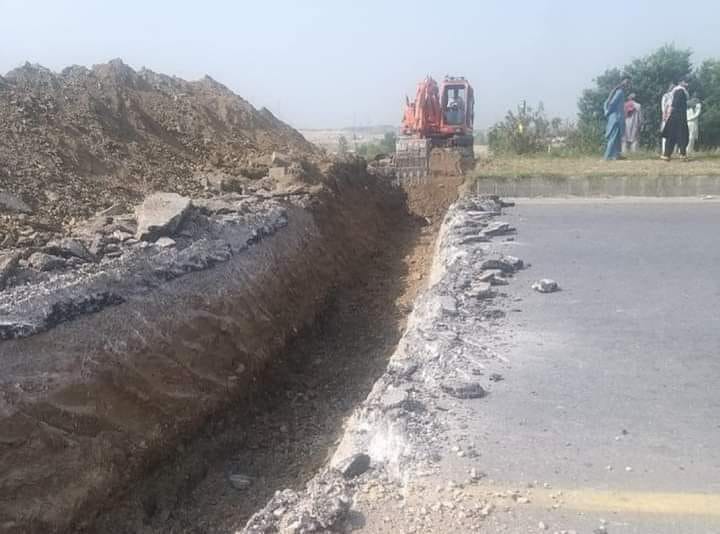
0 59 321 248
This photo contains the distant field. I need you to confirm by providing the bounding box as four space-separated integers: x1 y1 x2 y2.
474 152 720 179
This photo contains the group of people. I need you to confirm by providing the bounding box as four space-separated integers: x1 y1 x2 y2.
603 77 702 161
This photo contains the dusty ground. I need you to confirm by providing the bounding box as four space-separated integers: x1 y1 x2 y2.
90 176 463 533
475 153 720 179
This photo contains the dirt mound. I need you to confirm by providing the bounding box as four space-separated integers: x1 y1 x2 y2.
0 59 320 247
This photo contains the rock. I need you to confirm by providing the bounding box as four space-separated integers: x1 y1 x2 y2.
134 192 191 241
441 381 487 399
155 237 176 248
1 233 16 247
482 221 515 237
480 255 523 273
532 279 559 293
380 387 408 410
0 192 32 213
337 453 371 479
227 473 253 491
193 197 244 215
0 252 21 289
28 252 66 271
43 238 95 262
467 281 494 299
268 166 287 180
113 230 134 242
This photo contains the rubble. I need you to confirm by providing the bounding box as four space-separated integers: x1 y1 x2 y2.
43 237 95 262
0 59 321 253
532 279 560 293
441 381 487 399
0 192 32 214
27 251 66 271
0 252 20 289
135 192 192 241
243 469 353 534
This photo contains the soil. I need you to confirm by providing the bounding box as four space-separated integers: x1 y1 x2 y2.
0 59 320 249
89 176 463 533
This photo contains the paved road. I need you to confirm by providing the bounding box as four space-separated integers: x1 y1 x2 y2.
471 200 720 533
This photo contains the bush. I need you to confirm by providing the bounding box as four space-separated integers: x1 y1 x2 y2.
356 131 397 159
487 102 569 155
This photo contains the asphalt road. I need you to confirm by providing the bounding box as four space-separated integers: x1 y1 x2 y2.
470 199 720 533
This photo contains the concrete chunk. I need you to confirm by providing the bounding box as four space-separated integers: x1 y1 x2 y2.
135 192 191 241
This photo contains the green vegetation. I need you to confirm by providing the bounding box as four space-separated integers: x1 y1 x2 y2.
488 44 720 156
356 132 397 159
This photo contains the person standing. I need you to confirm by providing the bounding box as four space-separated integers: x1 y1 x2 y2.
687 98 702 153
661 80 690 161
660 83 674 154
603 78 629 160
622 93 642 153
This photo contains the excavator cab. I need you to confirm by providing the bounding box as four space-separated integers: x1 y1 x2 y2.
439 77 474 132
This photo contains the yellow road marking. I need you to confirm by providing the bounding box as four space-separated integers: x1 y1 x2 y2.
533 488 720 516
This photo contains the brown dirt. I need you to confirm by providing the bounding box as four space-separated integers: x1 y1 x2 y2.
0 59 320 247
88 176 463 534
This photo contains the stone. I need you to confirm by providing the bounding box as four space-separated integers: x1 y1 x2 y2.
268 166 287 180
441 381 487 399
227 473 253 490
193 197 244 215
380 387 408 410
113 230 134 242
134 192 192 241
467 282 494 299
28 252 66 271
482 221 515 237
480 255 523 273
532 279 559 293
0 192 32 213
155 237 176 248
0 252 21 289
43 238 95 262
337 453 371 479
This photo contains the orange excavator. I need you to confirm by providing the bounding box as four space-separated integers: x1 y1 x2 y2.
395 75 475 179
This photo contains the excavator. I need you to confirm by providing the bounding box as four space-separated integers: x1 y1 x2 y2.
395 75 475 179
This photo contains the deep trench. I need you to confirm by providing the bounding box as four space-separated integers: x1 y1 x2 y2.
89 179 461 534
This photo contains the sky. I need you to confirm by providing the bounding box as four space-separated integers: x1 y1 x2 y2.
1 0 718 130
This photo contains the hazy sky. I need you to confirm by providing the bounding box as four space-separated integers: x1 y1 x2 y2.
1 0 718 129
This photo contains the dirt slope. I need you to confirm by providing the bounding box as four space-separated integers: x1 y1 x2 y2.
0 59 319 242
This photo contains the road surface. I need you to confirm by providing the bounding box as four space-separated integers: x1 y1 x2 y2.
469 199 720 533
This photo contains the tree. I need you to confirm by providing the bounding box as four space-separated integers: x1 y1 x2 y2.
577 45 693 150
696 59 720 148
337 135 349 156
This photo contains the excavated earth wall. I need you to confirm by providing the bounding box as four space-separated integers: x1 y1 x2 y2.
0 170 395 533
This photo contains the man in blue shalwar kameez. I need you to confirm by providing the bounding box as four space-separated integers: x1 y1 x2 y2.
603 77 630 160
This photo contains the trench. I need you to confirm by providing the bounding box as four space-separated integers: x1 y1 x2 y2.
85 177 463 533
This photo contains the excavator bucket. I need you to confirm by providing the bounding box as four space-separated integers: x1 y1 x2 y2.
394 136 431 181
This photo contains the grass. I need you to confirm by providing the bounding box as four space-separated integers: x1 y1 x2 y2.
474 151 720 179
